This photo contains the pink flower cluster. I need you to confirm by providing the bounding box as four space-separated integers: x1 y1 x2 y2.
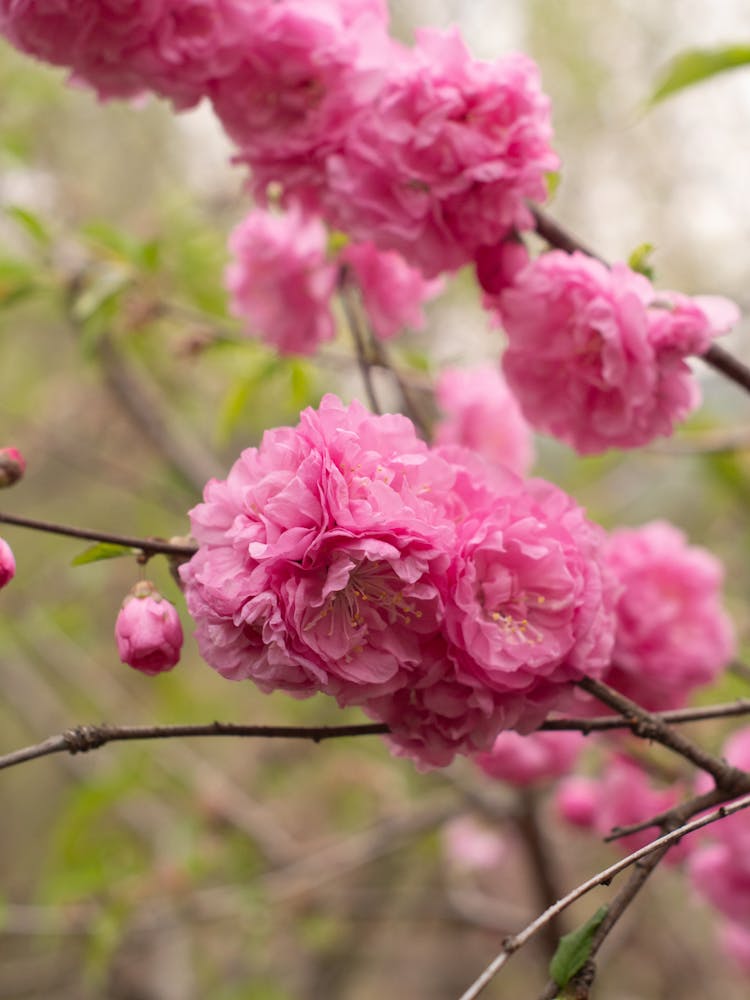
181 395 616 768
434 365 534 477
0 4 557 278
225 206 442 354
602 521 734 711
496 252 739 454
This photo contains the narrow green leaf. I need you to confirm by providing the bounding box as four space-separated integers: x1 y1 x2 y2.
7 205 51 246
71 542 135 567
649 45 750 105
627 242 656 280
549 905 608 988
545 170 561 199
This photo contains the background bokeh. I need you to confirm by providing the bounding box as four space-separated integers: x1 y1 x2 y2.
2 2 750 997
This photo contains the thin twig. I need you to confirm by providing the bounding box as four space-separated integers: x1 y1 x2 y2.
540 697 750 733
457 791 750 1000
0 510 196 558
338 268 382 414
515 788 567 958
603 787 725 843
0 720 390 772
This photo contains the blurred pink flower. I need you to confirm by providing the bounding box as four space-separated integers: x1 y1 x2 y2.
474 730 584 786
603 521 734 710
498 251 739 454
342 241 442 340
0 537 15 589
115 581 183 675
442 816 505 871
225 205 337 355
0 446 26 488
326 27 557 277
434 365 534 476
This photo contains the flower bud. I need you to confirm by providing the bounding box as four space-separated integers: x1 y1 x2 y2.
0 537 15 589
0 447 26 489
115 581 183 675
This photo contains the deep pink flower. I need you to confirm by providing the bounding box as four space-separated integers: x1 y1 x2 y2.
434 365 535 476
498 251 739 454
115 581 183 675
557 755 687 860
181 395 456 710
603 521 734 710
341 241 442 340
0 537 15 589
474 730 584 786
0 446 26 488
444 478 617 732
225 205 337 355
326 27 557 277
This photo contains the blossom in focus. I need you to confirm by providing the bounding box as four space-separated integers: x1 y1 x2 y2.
556 755 688 860
225 205 337 355
444 477 617 734
474 730 584 787
434 365 534 476
181 395 617 769
341 241 442 340
115 581 183 675
602 521 734 711
0 537 15 589
326 27 558 277
498 251 739 454
0 446 26 488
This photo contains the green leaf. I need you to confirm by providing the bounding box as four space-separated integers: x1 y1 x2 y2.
549 905 608 988
0 257 36 308
627 242 656 280
71 542 136 566
545 170 561 199
7 204 51 246
649 45 750 105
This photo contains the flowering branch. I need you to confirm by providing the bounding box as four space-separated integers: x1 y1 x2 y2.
531 205 750 396
458 791 750 1000
0 510 197 558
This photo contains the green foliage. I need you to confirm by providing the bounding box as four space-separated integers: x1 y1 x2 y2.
627 242 656 280
549 905 608 989
649 45 750 104
71 542 137 567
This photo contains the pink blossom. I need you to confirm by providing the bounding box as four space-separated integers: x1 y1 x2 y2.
444 478 617 733
602 521 734 710
689 843 750 924
498 251 739 454
115 581 183 675
210 0 389 206
181 395 456 711
326 28 557 277
225 205 337 355
475 239 530 299
0 446 26 488
0 537 15 589
556 756 687 860
0 0 259 108
474 730 584 786
434 365 535 476
341 241 442 340
442 816 506 871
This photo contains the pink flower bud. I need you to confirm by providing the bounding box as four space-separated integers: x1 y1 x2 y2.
0 447 26 488
0 537 15 589
115 581 183 676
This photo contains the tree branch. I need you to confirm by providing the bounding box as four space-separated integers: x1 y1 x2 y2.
338 267 383 415
0 720 390 772
457 791 750 1000
539 697 750 733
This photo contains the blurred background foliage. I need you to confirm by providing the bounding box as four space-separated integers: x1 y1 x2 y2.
2 1 750 997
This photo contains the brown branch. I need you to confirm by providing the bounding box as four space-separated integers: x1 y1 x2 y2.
0 720 390 772
539 697 750 733
515 789 567 958
0 509 197 558
603 787 725 843
338 268 382 415
457 791 750 1000
578 676 750 792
